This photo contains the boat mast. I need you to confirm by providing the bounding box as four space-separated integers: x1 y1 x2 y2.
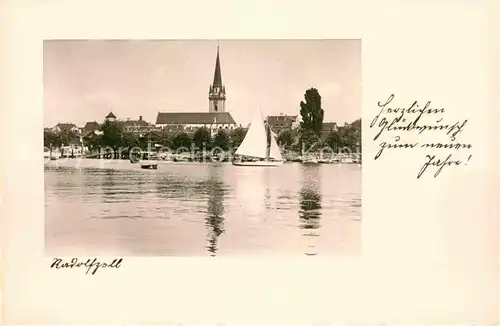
265 122 271 160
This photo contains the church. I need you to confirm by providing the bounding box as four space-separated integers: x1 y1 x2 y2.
155 45 238 135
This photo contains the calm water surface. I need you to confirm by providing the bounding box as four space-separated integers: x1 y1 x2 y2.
45 159 361 256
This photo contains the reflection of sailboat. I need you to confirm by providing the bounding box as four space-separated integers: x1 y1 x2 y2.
232 112 283 167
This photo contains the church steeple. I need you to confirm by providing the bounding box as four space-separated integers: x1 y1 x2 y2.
212 45 222 87
209 43 226 113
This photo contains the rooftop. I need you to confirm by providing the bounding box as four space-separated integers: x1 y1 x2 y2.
83 121 100 130
121 119 151 128
156 112 237 125
55 123 77 130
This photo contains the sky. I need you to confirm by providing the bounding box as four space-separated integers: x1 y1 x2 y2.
44 39 361 128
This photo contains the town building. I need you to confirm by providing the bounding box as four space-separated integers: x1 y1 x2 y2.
321 122 339 139
156 112 237 135
81 121 101 136
155 45 238 136
105 111 117 121
83 121 100 132
51 122 81 134
121 115 154 136
267 114 299 134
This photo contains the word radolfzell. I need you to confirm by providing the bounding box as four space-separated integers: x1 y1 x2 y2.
50 257 123 275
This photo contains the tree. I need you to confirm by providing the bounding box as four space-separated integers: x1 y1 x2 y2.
350 118 361 130
122 132 140 149
193 127 212 150
213 129 230 151
299 88 324 136
44 131 62 148
277 129 294 149
59 130 78 147
100 120 123 150
340 119 361 153
84 133 102 152
229 127 247 148
326 130 343 152
160 133 174 149
299 128 320 153
172 132 192 150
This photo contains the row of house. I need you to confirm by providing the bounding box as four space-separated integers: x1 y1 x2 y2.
47 111 342 139
45 113 154 137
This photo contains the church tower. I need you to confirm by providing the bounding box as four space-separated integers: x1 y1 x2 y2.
208 45 226 113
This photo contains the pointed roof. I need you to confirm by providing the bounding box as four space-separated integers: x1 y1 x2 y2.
106 111 116 119
212 44 222 87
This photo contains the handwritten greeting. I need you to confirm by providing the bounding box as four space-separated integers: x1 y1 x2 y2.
370 94 472 178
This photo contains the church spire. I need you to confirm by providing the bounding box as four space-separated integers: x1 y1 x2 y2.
209 43 226 113
212 44 222 87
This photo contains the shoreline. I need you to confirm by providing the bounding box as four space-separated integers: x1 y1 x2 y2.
44 157 362 167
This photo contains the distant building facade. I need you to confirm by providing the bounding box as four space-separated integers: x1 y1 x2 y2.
51 123 81 134
155 45 237 136
267 114 299 134
81 121 101 137
156 112 237 135
321 122 339 139
121 115 154 136
83 121 100 132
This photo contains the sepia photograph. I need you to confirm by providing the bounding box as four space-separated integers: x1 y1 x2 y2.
4 1 496 324
43 39 362 256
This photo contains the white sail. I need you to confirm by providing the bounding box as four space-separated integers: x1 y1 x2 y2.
235 113 268 158
269 132 283 161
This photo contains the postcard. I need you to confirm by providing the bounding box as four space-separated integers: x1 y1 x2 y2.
2 0 498 324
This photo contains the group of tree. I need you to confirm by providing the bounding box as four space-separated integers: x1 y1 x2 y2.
274 87 361 153
43 130 78 149
324 119 361 153
44 119 249 154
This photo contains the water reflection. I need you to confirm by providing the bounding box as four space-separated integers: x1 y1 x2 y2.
45 161 361 256
101 169 116 201
185 167 227 256
299 165 322 255
154 166 228 256
204 174 225 256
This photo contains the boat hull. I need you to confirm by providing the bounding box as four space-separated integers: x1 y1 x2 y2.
232 160 283 167
301 159 319 164
139 160 159 169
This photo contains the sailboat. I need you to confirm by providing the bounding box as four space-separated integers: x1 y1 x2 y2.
232 112 284 167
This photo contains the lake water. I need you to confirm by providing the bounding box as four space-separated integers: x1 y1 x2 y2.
45 159 361 256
